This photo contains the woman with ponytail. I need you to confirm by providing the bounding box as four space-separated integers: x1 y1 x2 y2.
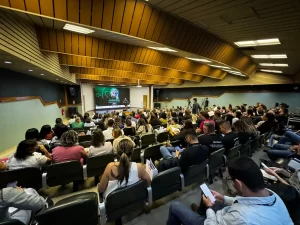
98 139 151 198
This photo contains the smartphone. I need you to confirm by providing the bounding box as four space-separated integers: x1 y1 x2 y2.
200 183 215 203
175 146 183 153
261 162 269 169
7 181 18 188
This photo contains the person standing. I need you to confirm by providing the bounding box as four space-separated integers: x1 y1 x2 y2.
192 98 201 122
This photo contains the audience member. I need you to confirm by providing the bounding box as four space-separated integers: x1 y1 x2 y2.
0 187 47 225
114 117 124 129
219 121 239 155
166 117 180 136
257 112 276 134
112 128 135 154
71 117 84 128
39 125 53 140
149 113 161 127
167 157 293 225
131 111 138 123
25 128 48 146
50 123 69 149
103 119 114 140
98 139 151 199
52 130 87 165
172 119 195 142
88 129 113 157
183 109 192 120
276 106 288 125
136 118 153 135
213 110 223 133
232 120 252 144
68 114 76 126
198 112 215 133
240 117 259 138
247 108 253 117
123 119 136 136
83 112 90 123
252 108 264 124
84 117 96 128
232 110 242 125
8 139 51 170
159 112 168 125
198 122 223 153
159 132 209 173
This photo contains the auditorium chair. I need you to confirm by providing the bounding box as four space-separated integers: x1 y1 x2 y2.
156 131 169 143
208 148 225 184
79 141 92 148
0 220 25 225
78 135 92 142
140 134 156 148
151 167 183 201
225 144 242 162
0 167 42 191
183 159 209 187
131 147 142 163
71 128 85 133
83 154 115 186
44 161 83 192
35 192 98 225
142 144 163 163
99 180 151 225
239 141 252 157
250 136 260 153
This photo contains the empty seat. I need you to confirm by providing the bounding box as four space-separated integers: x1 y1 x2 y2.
131 147 141 163
99 180 151 225
156 131 169 143
84 154 115 185
78 135 92 142
152 167 182 201
0 167 42 191
239 141 252 157
45 161 83 191
79 141 92 148
143 144 163 163
183 159 209 187
208 148 225 184
140 134 156 148
35 192 98 225
226 144 242 162
0 220 25 225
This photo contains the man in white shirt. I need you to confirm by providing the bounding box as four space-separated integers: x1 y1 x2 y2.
103 119 114 140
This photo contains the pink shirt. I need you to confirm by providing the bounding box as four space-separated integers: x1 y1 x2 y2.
52 145 85 164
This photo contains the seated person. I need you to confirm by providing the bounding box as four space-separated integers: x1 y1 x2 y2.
50 124 69 149
149 113 161 127
0 187 46 225
98 139 151 199
172 119 195 142
84 117 96 128
39 125 53 140
25 128 49 147
112 128 135 154
136 118 153 135
8 140 51 170
167 157 293 225
198 112 215 133
88 129 113 157
123 119 136 136
103 119 114 140
68 114 76 126
52 118 62 132
71 117 84 129
276 130 300 145
166 118 181 137
240 117 259 139
183 109 192 120
257 112 276 134
232 120 253 144
159 132 209 173
219 121 239 155
159 112 168 125
114 117 124 129
198 122 224 153
267 144 299 161
52 130 87 165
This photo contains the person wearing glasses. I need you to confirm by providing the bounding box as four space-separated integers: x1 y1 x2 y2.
167 157 293 225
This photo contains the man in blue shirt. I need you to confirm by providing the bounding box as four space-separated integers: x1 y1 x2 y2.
167 157 293 225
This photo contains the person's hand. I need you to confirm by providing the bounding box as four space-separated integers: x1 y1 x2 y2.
15 186 24 192
264 167 277 176
196 128 201 133
166 142 172 147
175 150 180 157
202 194 214 207
268 167 283 174
211 190 224 203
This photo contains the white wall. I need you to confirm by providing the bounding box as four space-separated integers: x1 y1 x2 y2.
157 92 300 113
80 83 95 113
130 87 149 108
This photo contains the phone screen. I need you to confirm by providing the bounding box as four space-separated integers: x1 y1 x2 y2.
175 146 182 153
7 181 18 188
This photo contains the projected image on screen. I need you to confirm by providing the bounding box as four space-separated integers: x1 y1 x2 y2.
94 87 130 109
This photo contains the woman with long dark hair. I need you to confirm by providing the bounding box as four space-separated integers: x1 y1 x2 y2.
136 118 153 135
88 129 113 157
98 139 151 198
40 125 53 140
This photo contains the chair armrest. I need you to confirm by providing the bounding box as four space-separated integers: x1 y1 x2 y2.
140 150 145 164
42 173 47 188
99 198 106 225
83 165 87 180
146 186 153 208
222 155 227 166
206 164 209 179
180 173 185 190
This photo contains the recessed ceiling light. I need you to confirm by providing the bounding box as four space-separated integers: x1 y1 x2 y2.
40 74 44 76
28 69 33 72
208 64 230 69
120 85 127 86
260 63 288 67
260 69 282 74
4 61 12 64
148 47 177 52
235 38 280 47
251 54 287 59
63 24 95 34
185 57 211 63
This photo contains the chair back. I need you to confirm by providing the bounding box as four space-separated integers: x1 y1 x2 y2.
250 136 260 153
156 132 169 143
35 192 98 225
79 141 92 148
106 138 114 144
143 144 163 163
86 154 114 178
78 135 92 142
140 134 156 148
0 220 25 225
208 148 225 173
47 161 83 187
152 167 181 201
152 125 161 130
183 159 208 187
105 180 148 222
227 144 242 161
239 141 252 157
131 148 141 163
0 167 42 190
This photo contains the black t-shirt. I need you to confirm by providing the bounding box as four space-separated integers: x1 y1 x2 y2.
198 134 224 153
150 119 161 127
123 127 136 136
237 132 252 144
276 114 287 124
178 144 209 173
222 132 240 155
192 103 201 114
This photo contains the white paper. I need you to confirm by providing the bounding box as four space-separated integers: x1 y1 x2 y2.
261 169 277 181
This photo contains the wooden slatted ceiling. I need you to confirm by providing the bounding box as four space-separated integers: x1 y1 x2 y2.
37 28 227 80
0 11 75 82
80 79 168 86
0 0 257 76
